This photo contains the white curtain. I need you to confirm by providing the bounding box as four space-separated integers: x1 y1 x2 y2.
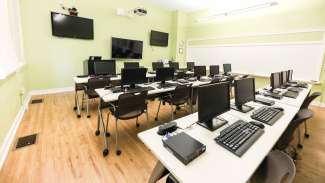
0 0 23 79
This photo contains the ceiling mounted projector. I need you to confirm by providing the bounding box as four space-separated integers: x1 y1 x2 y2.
117 8 147 18
133 8 147 16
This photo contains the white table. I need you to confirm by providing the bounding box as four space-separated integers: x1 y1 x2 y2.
138 101 299 183
257 85 312 108
138 85 311 183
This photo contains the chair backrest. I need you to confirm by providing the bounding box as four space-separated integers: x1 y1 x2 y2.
171 84 192 104
300 92 321 109
276 115 310 150
116 91 147 117
87 76 111 90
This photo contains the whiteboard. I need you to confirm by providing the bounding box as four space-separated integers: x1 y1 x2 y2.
187 42 324 81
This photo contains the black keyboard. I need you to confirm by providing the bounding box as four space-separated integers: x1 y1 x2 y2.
251 107 284 125
288 87 302 92
283 91 298 99
187 78 197 82
126 86 155 93
177 79 189 84
157 83 179 89
255 97 275 106
214 120 264 157
264 92 283 100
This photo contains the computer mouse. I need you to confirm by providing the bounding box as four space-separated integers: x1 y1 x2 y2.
250 121 265 129
273 107 284 111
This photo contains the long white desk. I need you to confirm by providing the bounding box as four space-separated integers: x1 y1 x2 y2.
138 86 311 183
256 85 312 108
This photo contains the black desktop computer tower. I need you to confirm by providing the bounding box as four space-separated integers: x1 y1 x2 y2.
83 56 101 75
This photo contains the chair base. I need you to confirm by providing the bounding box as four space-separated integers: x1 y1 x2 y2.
95 130 100 136
155 117 158 121
77 115 81 118
87 115 91 118
106 132 110 137
136 123 140 127
103 148 109 157
73 106 77 110
297 144 303 149
305 134 310 138
116 150 122 156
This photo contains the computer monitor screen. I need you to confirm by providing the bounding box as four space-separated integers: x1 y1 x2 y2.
156 67 175 83
271 72 281 90
152 62 163 71
194 66 206 79
281 71 288 85
234 78 255 107
187 62 195 71
169 62 179 70
93 60 116 75
210 65 219 76
198 82 230 127
124 62 139 69
223 64 232 74
288 70 293 81
121 68 147 88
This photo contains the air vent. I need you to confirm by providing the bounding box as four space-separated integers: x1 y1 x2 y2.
31 99 43 104
16 134 38 149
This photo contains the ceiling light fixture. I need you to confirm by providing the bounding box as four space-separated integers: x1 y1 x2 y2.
197 1 279 22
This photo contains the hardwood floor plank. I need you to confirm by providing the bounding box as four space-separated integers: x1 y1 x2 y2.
0 92 324 183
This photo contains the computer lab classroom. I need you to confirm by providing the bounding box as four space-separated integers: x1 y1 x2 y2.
1 0 325 183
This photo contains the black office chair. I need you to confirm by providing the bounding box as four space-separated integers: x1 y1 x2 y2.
155 84 192 121
106 91 148 155
82 76 111 118
275 111 311 160
296 92 321 148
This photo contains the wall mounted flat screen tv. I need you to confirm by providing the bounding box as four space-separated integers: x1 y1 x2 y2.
51 12 94 39
111 37 143 59
150 30 169 47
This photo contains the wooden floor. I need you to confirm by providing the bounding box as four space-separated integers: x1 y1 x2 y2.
0 92 325 183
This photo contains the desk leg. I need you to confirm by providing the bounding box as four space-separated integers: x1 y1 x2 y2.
190 87 194 113
74 88 81 118
148 160 169 183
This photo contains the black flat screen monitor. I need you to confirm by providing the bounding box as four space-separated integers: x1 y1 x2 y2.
169 62 179 70
152 62 164 71
223 64 232 74
288 70 293 81
51 12 94 39
150 30 169 47
156 67 175 84
194 66 206 80
271 72 281 91
187 62 195 71
121 68 147 88
93 60 116 76
281 71 288 85
233 78 255 113
210 65 219 76
124 62 139 69
111 37 143 59
198 82 230 131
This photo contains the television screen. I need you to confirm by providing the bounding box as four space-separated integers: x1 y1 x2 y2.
51 12 94 39
111 37 143 59
150 30 168 47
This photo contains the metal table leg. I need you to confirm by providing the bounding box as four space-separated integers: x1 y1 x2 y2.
148 160 169 183
98 99 109 156
74 85 81 118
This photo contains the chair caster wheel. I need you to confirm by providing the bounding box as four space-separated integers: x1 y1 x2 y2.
116 150 122 156
155 117 158 121
105 132 110 137
305 134 310 138
77 115 81 118
298 144 303 149
73 106 77 110
87 115 91 118
136 123 140 127
95 130 100 136
103 149 109 157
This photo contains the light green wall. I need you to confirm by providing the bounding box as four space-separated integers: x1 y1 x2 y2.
185 0 325 103
0 68 28 149
20 0 176 90
172 11 188 67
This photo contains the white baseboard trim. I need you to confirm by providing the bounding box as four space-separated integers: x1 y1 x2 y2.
0 86 74 169
311 101 325 108
29 86 74 96
0 93 31 170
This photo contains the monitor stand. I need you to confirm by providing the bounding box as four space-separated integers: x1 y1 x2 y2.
231 104 254 113
197 117 228 131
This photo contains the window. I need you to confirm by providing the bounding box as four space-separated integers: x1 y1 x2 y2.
0 0 24 80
